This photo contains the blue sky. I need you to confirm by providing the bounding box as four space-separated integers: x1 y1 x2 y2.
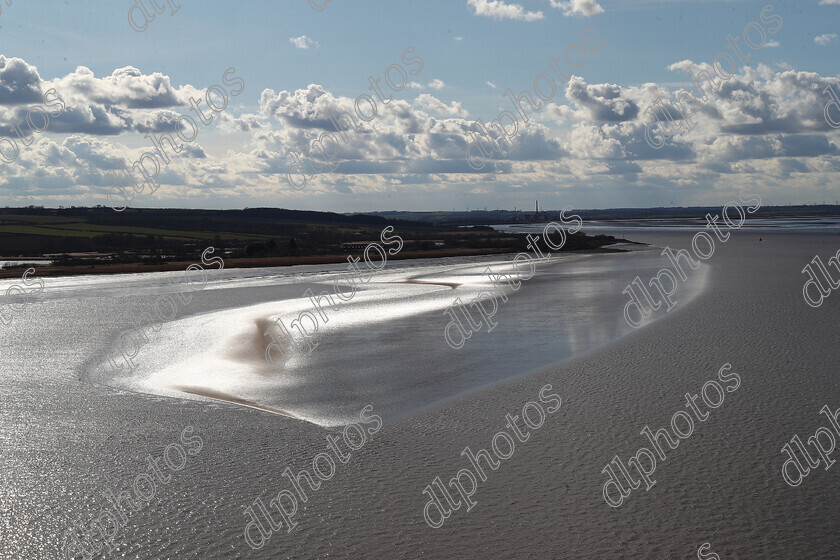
0 0 838 211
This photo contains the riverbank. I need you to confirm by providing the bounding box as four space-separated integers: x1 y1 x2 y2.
0 246 627 279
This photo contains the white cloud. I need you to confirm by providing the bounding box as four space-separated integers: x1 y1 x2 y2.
764 40 780 47
544 102 581 125
415 93 470 117
454 36 464 41
466 0 544 21
407 80 445 90
289 35 318 49
568 123 626 159
2 54 839 211
814 33 837 46
21 65 208 136
819 0 840 4
549 0 604 17
0 55 43 104
48 65 186 109
486 81 497 89
565 77 640 122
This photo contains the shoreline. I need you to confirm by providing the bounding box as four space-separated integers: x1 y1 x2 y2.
91 244 663 427
0 246 629 279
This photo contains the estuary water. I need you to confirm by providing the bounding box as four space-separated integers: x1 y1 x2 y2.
77 248 707 426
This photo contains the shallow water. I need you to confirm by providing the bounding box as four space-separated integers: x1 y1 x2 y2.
81 249 707 426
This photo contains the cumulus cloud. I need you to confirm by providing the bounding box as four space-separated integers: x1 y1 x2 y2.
1 64 217 137
466 0 544 21
701 134 839 165
814 33 837 46
49 66 185 109
290 35 319 49
232 113 265 132
414 94 469 117
1 53 838 211
0 55 43 104
259 84 347 130
248 82 572 182
546 64 840 171
565 77 640 122
565 123 623 159
549 0 604 17
407 80 447 90
543 102 579 125
663 62 840 135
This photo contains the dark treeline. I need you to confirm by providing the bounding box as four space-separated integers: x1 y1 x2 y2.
0 206 618 265
0 206 432 260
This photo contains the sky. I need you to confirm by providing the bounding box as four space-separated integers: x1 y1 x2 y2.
0 0 838 211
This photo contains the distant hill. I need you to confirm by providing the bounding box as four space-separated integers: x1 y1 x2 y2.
0 206 429 259
0 206 616 267
366 205 840 224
